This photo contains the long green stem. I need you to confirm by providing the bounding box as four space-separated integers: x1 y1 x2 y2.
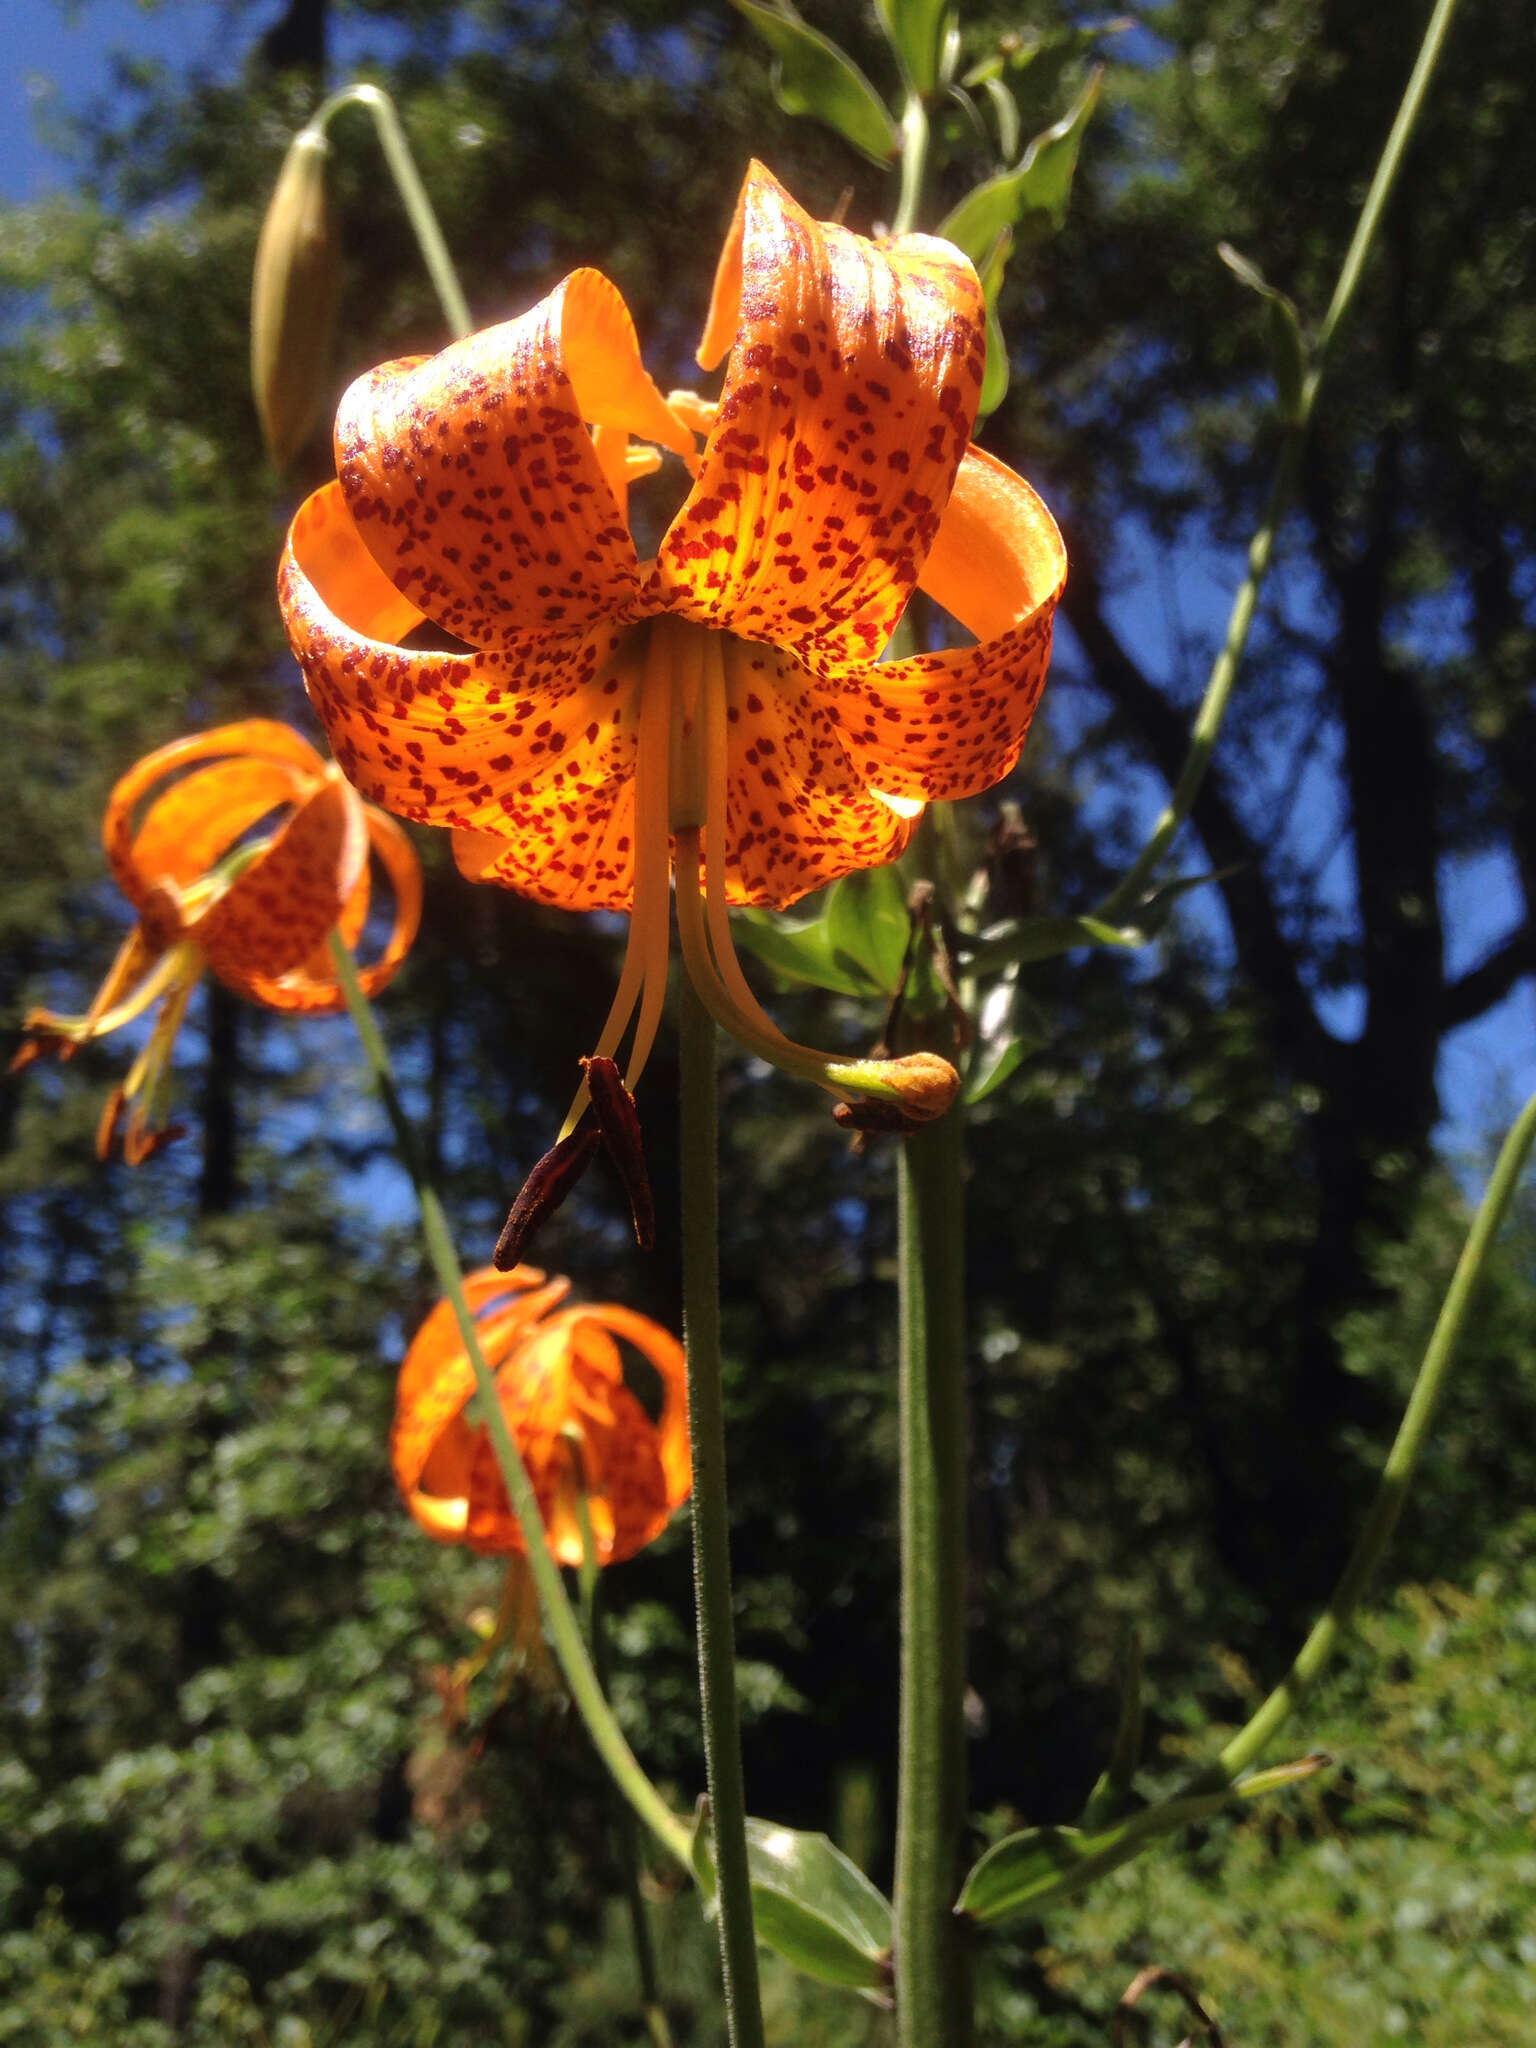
1098 0 1461 923
678 979 764 2048
328 934 692 1868
894 1106 970 2048
315 83 474 340
1201 1084 1536 1784
571 1471 674 2048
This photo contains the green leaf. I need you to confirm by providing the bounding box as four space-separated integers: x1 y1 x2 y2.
966 913 1146 978
978 298 1010 419
959 1751 1331 1924
980 75 1021 165
875 0 948 92
692 1810 893 1993
937 67 1102 267
958 1823 1101 1921
731 2 899 165
733 866 913 1000
732 906 874 998
1078 1628 1144 1829
1217 241 1309 424
823 866 911 995
963 1033 1023 1105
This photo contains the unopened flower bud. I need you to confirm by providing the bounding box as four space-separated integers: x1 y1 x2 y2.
881 1052 961 1121
251 126 340 469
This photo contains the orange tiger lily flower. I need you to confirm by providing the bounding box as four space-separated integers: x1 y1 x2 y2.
11 719 421 1163
278 161 1064 1144
392 1265 690 1566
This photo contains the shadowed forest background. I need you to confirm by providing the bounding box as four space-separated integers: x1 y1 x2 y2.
4 0 1536 2040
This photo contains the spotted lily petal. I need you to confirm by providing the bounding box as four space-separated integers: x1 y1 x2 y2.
282 501 648 909
335 271 693 651
713 636 916 906
185 771 365 991
391 1267 571 1535
391 1269 689 1567
811 443 1067 801
656 160 987 671
249 805 425 1012
103 720 329 907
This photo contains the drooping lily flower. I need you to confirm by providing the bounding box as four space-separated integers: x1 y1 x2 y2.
277 162 1065 1168
11 719 421 1163
392 1265 690 1567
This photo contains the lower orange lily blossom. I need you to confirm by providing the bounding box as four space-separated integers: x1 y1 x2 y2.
11 720 421 1164
393 1265 690 1566
276 161 1065 1249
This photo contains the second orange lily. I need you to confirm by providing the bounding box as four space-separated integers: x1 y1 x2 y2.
12 720 421 1163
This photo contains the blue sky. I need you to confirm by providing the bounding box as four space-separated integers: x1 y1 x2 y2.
7 0 1534 1172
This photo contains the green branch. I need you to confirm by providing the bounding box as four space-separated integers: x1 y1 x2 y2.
1098 0 1461 924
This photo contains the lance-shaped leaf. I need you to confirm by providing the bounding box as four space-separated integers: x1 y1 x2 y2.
958 1752 1331 1925
1218 240 1309 425
693 1808 894 1994
731 1 900 164
824 865 912 995
1078 1628 1145 1830
975 228 1014 420
732 904 872 997
733 870 911 1000
981 74 1021 163
938 67 1103 267
965 913 1146 979
875 0 948 91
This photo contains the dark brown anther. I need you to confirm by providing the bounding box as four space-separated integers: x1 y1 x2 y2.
9 1026 74 1074
94 1084 127 1162
582 1054 655 1251
493 1125 601 1270
832 1099 927 1136
121 1119 188 1168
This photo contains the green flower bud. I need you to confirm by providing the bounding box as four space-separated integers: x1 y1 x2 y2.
251 126 340 469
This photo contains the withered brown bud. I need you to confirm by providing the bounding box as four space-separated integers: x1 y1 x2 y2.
251 125 340 469
832 1099 927 1136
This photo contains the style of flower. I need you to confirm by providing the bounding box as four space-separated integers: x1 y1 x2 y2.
392 1265 690 1567
277 161 1065 1152
11 719 421 1163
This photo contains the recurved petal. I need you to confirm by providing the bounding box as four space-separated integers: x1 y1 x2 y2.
580 1304 691 1512
449 752 638 912
656 161 986 670
812 444 1066 801
586 1377 671 1564
280 527 647 900
240 804 424 1013
716 637 917 907
126 758 310 899
333 270 689 650
103 720 328 906
189 773 366 992
283 480 427 642
391 1266 566 1500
